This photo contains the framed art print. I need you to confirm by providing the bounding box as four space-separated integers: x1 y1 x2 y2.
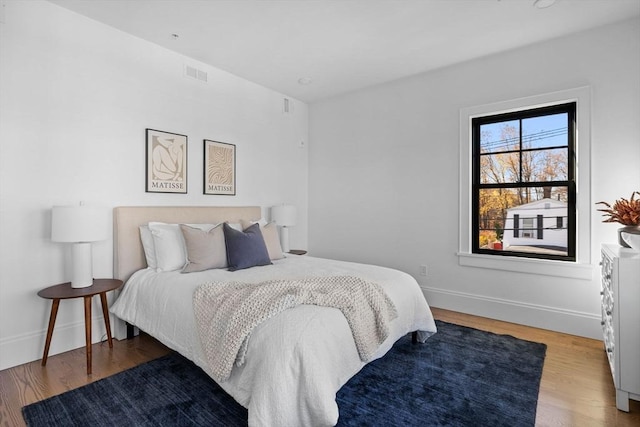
146 129 187 193
204 140 236 195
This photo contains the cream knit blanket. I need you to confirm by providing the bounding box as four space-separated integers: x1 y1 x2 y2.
193 276 398 383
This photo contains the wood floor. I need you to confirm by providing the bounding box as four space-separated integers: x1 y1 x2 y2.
1 307 638 426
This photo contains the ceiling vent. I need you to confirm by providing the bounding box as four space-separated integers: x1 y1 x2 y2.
185 65 208 83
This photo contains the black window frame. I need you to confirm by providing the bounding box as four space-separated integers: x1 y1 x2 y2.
471 102 577 261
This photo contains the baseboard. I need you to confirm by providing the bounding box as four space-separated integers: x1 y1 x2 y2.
0 315 109 371
422 285 602 340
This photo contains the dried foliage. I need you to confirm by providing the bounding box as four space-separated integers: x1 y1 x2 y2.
596 191 640 226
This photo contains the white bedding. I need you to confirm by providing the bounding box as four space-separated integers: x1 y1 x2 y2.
110 255 437 427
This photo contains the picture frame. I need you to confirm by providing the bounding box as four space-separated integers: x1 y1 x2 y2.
145 129 188 194
203 140 236 195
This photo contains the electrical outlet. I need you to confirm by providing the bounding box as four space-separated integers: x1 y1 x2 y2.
420 265 428 276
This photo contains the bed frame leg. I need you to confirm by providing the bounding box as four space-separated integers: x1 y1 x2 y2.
412 331 418 343
126 322 135 339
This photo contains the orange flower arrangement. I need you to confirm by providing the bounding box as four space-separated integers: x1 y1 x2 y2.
596 191 640 226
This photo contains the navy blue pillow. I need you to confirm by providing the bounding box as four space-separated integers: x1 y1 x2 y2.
223 222 272 271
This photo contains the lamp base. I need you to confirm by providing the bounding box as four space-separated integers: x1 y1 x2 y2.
280 226 290 253
71 242 94 288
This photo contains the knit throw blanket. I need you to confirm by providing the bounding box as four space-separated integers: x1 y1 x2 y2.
193 276 398 383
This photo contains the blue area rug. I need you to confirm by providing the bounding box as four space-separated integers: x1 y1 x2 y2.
22 321 546 426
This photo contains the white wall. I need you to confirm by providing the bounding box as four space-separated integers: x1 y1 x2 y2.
0 1 308 370
309 18 640 339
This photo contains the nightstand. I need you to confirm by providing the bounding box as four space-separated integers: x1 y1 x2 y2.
288 249 307 255
38 278 123 374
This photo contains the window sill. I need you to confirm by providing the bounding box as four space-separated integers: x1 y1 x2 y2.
457 252 593 280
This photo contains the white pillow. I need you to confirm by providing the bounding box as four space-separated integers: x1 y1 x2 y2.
227 222 244 231
139 225 157 270
148 222 216 272
239 218 268 228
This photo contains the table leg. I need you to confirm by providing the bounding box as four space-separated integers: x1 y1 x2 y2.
84 296 92 375
99 292 113 348
41 299 60 366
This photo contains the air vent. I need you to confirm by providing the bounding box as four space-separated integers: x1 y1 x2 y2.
185 65 208 83
283 98 294 114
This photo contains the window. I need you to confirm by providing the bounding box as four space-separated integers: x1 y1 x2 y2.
472 102 576 261
459 88 592 279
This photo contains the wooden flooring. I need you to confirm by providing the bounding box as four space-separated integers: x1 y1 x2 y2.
1 308 638 426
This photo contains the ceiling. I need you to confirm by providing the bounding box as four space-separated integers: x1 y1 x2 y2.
48 0 640 103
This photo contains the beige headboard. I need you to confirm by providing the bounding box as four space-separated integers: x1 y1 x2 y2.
113 206 262 282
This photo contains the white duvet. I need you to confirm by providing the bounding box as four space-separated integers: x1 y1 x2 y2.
110 255 437 427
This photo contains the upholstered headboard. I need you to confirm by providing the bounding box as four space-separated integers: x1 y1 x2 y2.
113 206 262 282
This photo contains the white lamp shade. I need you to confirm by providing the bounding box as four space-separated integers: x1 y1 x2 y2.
52 205 106 288
271 205 297 227
52 205 107 243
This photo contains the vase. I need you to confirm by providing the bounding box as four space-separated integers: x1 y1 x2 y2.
618 225 640 250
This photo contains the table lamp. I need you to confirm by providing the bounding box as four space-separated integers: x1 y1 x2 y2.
51 204 107 288
271 204 297 253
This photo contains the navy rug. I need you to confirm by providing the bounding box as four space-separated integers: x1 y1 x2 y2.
22 321 546 426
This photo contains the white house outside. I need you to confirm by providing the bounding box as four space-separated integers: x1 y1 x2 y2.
502 198 568 251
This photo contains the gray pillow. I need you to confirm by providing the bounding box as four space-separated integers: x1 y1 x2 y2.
223 222 272 271
180 224 228 273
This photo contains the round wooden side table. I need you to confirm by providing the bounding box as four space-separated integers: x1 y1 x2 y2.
37 278 123 375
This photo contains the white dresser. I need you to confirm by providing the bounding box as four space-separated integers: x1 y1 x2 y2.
600 244 640 411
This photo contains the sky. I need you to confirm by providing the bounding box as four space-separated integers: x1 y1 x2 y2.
480 113 568 152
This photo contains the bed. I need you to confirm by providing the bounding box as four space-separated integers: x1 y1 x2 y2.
110 206 437 427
